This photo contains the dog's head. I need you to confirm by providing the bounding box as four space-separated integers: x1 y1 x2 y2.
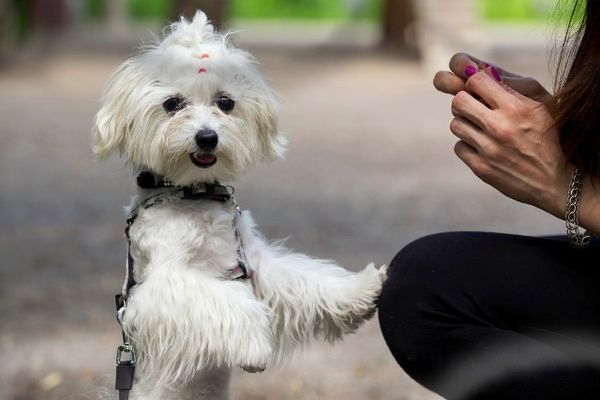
92 11 286 184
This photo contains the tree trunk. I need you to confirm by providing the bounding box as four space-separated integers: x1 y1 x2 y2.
171 0 229 30
382 0 417 52
0 0 11 64
30 0 68 35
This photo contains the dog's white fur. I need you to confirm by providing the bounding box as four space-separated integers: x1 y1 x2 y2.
93 11 386 400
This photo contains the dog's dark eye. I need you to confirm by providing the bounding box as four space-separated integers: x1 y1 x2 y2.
163 96 185 114
216 95 235 113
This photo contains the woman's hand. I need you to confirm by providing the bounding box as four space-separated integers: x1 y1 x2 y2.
433 52 600 235
434 53 553 104
438 64 572 219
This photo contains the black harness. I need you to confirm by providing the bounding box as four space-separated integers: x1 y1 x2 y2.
114 172 251 400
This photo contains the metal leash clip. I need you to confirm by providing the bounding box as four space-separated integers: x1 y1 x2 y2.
115 301 137 366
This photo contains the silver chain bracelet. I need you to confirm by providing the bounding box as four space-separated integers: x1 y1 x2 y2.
565 167 591 248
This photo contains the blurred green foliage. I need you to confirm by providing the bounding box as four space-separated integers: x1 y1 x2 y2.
478 0 580 23
86 0 105 19
128 0 170 19
84 0 170 20
21 0 588 25
10 0 30 41
229 0 382 21
88 0 383 21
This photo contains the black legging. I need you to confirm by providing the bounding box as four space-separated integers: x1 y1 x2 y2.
378 232 600 400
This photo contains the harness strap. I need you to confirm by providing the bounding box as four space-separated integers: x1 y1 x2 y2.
115 175 251 399
233 211 251 280
120 181 249 298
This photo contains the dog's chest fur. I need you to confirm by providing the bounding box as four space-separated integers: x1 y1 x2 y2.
128 199 239 281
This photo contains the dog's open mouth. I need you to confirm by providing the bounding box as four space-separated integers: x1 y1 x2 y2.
190 151 217 168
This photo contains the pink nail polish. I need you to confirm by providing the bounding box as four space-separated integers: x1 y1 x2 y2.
490 66 501 82
484 62 490 68
464 65 477 77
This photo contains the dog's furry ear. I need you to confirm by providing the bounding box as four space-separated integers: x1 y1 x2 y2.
92 61 146 158
251 84 287 162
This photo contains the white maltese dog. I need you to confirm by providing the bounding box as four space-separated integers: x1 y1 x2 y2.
93 11 387 400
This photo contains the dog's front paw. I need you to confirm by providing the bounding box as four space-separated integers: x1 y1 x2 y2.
241 364 266 373
378 263 389 282
362 262 388 294
351 263 388 319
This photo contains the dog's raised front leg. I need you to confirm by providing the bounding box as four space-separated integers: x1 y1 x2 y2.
239 213 387 359
123 265 273 385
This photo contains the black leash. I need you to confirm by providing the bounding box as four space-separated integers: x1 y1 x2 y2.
114 172 251 399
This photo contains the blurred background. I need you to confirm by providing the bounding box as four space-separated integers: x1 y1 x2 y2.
0 0 577 399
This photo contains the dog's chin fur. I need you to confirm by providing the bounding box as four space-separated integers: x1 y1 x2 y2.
93 10 387 400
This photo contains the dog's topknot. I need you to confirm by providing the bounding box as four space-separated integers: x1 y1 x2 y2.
161 10 216 49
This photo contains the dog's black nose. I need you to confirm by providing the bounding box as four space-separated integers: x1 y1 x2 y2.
195 129 218 150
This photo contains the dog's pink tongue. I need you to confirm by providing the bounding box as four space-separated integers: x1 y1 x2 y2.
195 153 216 164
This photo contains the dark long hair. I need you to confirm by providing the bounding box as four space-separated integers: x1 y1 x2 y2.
553 0 600 179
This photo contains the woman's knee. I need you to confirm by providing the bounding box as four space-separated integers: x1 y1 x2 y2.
378 232 475 378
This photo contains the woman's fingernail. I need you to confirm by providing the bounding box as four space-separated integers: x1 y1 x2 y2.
484 62 490 68
490 66 502 82
464 65 477 77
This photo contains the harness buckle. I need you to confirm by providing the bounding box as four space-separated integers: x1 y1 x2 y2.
116 343 137 366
